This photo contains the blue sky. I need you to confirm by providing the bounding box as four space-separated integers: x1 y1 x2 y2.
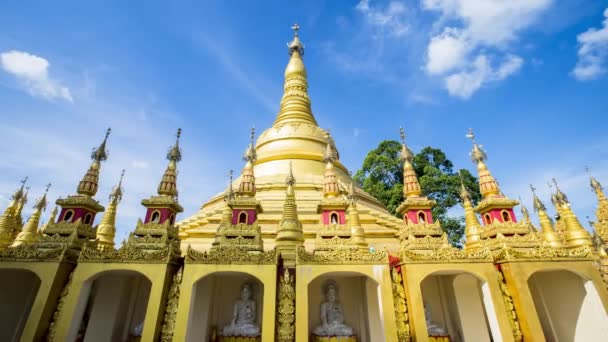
1 0 607 241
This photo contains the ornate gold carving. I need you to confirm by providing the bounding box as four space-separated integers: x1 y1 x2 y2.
46 271 74 341
186 246 276 264
0 242 65 262
480 221 533 239
494 245 594 262
400 246 492 263
214 222 263 251
474 197 518 213
399 234 451 252
276 269 295 342
496 268 523 342
296 246 387 265
160 267 182 342
391 268 411 342
55 195 104 212
79 240 177 264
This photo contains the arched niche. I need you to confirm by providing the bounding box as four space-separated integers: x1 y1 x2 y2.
420 271 499 342
528 269 608 340
68 270 152 342
186 271 264 342
0 269 41 342
307 271 384 342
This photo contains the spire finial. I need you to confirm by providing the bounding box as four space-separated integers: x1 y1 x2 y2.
91 128 111 162
291 23 300 37
399 126 406 145
224 170 234 201
250 125 255 146
287 24 305 56
166 128 183 162
530 184 546 212
34 183 51 211
286 162 295 186
551 177 569 204
110 169 125 203
12 176 28 200
243 126 257 162
466 128 476 143
399 126 413 162
466 128 487 163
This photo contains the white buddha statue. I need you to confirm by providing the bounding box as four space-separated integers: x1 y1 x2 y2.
313 281 354 336
222 283 260 337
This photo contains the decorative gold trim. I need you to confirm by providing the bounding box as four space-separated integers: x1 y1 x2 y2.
276 269 295 342
296 246 386 265
186 245 276 264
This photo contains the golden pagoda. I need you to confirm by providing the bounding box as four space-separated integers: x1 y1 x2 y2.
1 25 608 342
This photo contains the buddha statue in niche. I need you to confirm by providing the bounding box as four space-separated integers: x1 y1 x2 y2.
222 283 260 337
424 304 447 336
313 281 354 336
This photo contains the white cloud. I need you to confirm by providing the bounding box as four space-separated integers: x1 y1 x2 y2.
356 0 409 38
0 50 73 102
426 28 468 74
445 54 523 98
423 0 551 98
573 8 608 81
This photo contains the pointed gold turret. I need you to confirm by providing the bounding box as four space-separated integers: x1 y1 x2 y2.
531 185 562 247
589 173 608 226
347 182 368 249
158 128 182 197
400 127 422 197
14 187 29 228
212 171 235 247
41 205 58 233
0 178 28 250
274 24 317 126
275 162 304 265
96 170 124 251
323 141 340 198
12 183 50 247
550 178 592 247
519 199 532 225
78 128 111 197
466 129 501 198
460 174 482 249
238 128 257 197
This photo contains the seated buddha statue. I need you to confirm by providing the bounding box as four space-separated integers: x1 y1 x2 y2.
222 283 261 337
313 281 354 336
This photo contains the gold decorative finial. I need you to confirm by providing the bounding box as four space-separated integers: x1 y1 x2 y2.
552 178 569 204
467 128 487 163
34 183 51 211
224 170 234 201
399 127 413 162
286 162 295 186
287 23 305 56
167 128 183 162
91 128 111 162
110 169 125 203
243 126 257 162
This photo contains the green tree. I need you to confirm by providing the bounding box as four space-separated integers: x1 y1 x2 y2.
354 141 481 247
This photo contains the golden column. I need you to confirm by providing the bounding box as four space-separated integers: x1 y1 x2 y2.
96 170 124 251
275 162 304 266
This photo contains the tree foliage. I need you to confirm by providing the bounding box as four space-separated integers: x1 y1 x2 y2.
353 140 481 246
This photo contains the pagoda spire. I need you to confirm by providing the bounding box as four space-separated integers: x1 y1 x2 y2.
400 127 421 197
238 127 257 197
531 185 562 247
158 128 182 197
78 128 111 197
519 197 532 225
323 140 340 198
12 183 51 247
14 186 30 227
460 174 482 249
41 205 58 233
588 171 608 226
550 178 592 247
466 128 500 198
276 162 304 265
274 24 318 126
347 182 368 249
96 170 124 251
0 178 29 250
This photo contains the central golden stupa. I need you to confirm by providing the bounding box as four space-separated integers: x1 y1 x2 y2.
178 25 401 251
